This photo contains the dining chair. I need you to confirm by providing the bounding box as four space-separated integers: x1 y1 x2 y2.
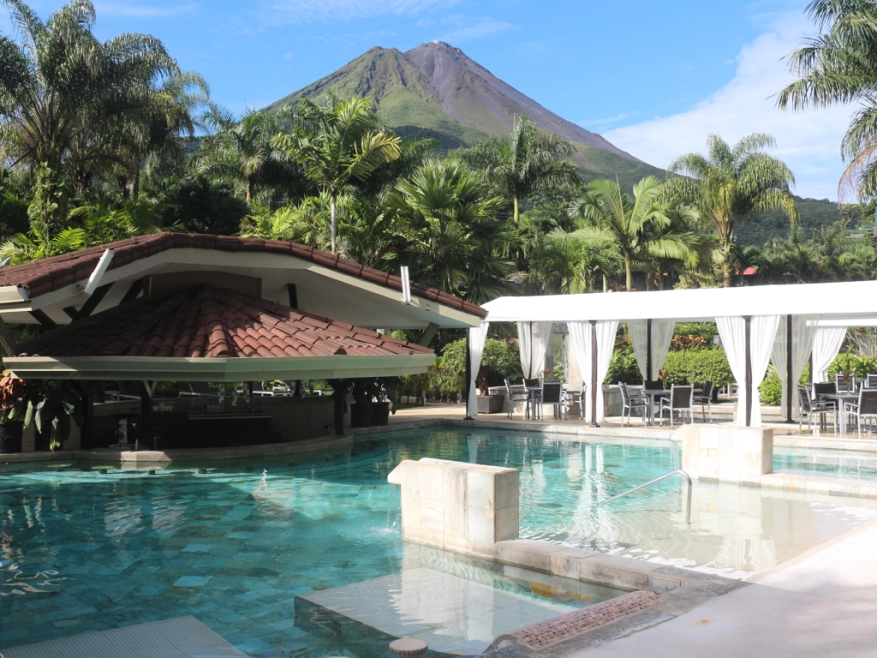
798 385 837 434
847 389 877 435
658 385 694 427
504 378 530 420
693 381 715 423
619 382 648 427
541 382 565 420
523 378 542 419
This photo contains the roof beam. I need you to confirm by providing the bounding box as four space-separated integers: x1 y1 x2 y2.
120 278 145 305
0 316 19 356
29 309 56 329
61 282 113 322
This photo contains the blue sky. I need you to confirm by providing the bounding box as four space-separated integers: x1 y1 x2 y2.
10 1 853 200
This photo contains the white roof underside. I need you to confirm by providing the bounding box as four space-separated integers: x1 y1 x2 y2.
481 280 877 324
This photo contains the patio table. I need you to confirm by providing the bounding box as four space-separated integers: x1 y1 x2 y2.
821 394 860 434
640 389 670 425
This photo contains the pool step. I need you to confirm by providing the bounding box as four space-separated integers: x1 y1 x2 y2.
295 567 572 656
0 616 245 658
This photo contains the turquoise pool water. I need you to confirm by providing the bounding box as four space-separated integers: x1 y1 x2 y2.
774 447 877 480
2 428 877 656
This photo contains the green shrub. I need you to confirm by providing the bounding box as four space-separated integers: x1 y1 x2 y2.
827 353 877 381
759 365 782 406
673 322 718 344
662 349 733 387
435 338 521 397
605 347 641 384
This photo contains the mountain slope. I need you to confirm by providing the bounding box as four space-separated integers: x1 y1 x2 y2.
267 42 664 187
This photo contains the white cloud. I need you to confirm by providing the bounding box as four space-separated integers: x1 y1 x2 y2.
95 1 198 18
434 16 514 43
604 13 853 202
580 113 633 127
257 0 461 24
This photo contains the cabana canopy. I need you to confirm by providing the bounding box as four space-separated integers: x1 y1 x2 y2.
469 281 877 427
481 280 877 323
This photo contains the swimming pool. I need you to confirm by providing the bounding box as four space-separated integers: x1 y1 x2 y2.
2 428 876 656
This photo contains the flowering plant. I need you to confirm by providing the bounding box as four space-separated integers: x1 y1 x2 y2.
658 368 668 382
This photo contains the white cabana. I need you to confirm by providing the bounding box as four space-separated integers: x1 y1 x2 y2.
470 280 877 426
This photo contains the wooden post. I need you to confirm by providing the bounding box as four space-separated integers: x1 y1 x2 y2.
590 320 599 428
464 330 473 420
331 380 348 435
139 381 153 448
786 314 794 423
744 316 753 427
646 318 653 381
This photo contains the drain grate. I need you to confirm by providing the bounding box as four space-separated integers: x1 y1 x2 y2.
503 590 662 649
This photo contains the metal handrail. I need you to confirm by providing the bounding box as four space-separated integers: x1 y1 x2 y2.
595 469 693 524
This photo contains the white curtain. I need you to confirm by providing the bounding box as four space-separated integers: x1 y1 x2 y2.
628 320 676 380
812 326 847 383
466 321 490 418
568 321 619 422
517 321 553 379
771 316 817 419
717 315 780 427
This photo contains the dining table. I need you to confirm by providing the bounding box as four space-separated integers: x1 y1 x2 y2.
640 388 670 425
821 393 860 434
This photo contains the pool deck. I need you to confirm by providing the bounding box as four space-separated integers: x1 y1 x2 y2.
379 402 877 451
564 516 877 658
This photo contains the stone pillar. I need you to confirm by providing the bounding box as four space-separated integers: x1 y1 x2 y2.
677 424 773 485
388 458 519 558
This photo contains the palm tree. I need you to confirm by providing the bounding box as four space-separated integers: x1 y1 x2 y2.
391 158 515 303
0 0 177 178
273 94 402 252
463 114 579 223
529 229 622 294
194 108 294 206
667 134 798 287
776 0 877 199
570 176 697 290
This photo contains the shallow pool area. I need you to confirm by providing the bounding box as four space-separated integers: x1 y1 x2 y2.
3 427 877 656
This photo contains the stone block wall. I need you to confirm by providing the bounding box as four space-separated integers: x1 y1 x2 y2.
388 458 519 558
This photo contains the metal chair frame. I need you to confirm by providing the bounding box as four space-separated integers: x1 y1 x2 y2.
619 382 648 427
541 382 566 420
798 385 837 434
693 381 715 423
847 389 877 435
504 378 530 420
658 385 694 427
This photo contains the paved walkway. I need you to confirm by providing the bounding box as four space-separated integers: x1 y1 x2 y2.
568 519 877 657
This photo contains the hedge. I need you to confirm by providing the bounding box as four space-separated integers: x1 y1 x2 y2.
662 350 733 387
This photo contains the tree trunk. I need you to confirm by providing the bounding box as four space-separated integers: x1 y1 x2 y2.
133 167 141 200
722 243 732 287
513 197 520 224
602 274 608 293
625 257 633 291
246 178 254 205
330 193 337 253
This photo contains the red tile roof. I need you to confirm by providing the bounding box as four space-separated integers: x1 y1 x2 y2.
19 286 434 359
0 233 486 318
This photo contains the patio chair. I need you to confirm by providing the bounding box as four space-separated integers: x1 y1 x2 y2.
693 381 715 423
798 386 837 434
251 382 275 397
619 382 648 427
835 373 857 393
812 382 838 411
523 378 542 419
866 374 877 389
541 382 566 420
643 380 664 391
657 385 694 427
846 389 877 435
504 378 530 419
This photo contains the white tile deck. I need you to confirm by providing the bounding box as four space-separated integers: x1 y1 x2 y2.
297 567 571 655
1 616 245 658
